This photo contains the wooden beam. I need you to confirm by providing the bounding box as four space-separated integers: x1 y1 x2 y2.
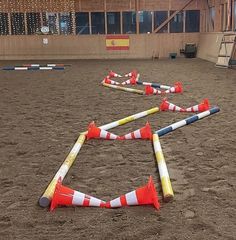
153 0 195 33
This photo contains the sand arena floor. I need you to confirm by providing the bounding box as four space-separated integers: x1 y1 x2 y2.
0 58 235 240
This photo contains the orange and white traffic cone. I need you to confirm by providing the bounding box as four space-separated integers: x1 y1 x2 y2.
121 76 137 85
145 85 162 95
164 82 183 94
160 98 185 112
86 122 119 140
109 70 122 78
185 99 210 112
50 178 106 211
125 70 138 78
102 77 120 85
105 176 160 210
118 122 152 140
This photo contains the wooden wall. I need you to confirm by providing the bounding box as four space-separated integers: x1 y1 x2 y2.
0 33 199 60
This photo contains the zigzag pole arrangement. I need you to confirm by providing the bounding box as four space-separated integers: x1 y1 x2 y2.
39 68 220 211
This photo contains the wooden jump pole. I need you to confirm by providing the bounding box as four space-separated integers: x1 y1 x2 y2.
102 82 145 95
153 133 174 202
39 106 159 207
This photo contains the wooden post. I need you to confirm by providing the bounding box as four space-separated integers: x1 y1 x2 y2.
71 11 76 35
89 12 92 34
183 10 186 33
105 12 107 34
8 13 12 35
24 12 28 35
56 13 60 34
136 0 139 34
151 11 154 32
120 11 123 34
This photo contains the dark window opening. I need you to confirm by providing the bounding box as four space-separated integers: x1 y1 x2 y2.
107 12 120 34
91 12 105 34
75 12 89 34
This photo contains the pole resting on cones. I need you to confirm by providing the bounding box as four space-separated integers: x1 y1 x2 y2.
160 98 185 112
103 77 120 85
145 85 162 95
86 122 119 140
105 176 160 210
185 99 210 112
164 82 183 94
125 70 138 78
121 76 137 85
118 122 153 140
109 70 122 78
50 178 106 211
153 134 174 202
160 98 210 112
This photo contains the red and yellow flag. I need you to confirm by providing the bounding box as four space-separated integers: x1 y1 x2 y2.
106 35 130 50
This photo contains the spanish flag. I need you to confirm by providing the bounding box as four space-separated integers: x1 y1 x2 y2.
106 35 130 50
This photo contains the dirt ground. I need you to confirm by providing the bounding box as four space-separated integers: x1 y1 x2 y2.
0 58 235 240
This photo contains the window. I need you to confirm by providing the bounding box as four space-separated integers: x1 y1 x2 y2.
122 11 136 34
107 12 120 34
75 12 89 34
154 11 168 33
26 13 41 35
185 10 200 32
170 11 183 33
209 7 215 30
0 13 9 35
11 13 25 35
91 12 105 34
139 11 152 33
42 12 58 34
59 13 72 34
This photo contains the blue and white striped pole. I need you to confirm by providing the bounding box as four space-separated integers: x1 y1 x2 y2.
137 81 171 90
2 66 64 70
155 107 220 137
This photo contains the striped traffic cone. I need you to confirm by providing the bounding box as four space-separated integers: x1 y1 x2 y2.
185 99 210 112
121 76 137 85
86 122 119 140
164 82 183 94
103 77 120 85
109 70 122 78
118 122 152 140
50 178 106 211
160 98 185 112
125 70 138 78
105 176 160 210
145 85 162 95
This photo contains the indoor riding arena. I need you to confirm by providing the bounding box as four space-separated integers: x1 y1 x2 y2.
0 0 236 239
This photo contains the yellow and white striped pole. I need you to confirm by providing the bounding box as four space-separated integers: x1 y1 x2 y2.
81 106 159 135
40 107 159 207
153 133 174 202
102 82 145 95
39 134 86 207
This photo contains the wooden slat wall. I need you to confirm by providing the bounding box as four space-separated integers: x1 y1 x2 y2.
0 33 200 60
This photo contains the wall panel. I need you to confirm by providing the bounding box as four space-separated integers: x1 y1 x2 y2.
0 33 199 60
